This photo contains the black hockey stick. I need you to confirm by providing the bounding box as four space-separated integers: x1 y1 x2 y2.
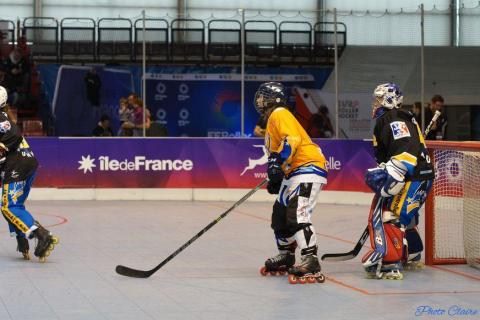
321 226 369 262
115 179 268 278
321 195 384 262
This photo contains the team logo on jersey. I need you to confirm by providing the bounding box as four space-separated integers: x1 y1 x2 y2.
0 120 11 133
390 121 410 140
240 145 269 176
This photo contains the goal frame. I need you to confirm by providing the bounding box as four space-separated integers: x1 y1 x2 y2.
425 141 480 265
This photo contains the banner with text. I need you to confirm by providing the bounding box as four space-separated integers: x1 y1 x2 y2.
29 138 376 191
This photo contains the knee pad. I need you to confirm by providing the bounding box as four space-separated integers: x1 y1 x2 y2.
405 227 423 259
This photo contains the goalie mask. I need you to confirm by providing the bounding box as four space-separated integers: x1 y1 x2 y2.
0 86 7 109
371 83 403 119
254 82 287 115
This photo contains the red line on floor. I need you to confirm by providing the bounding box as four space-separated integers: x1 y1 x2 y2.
36 212 69 228
208 203 480 295
429 265 480 282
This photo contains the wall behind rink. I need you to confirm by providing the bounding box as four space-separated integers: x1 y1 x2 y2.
28 138 376 203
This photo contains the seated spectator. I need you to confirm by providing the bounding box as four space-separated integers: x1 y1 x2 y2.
0 68 15 105
308 105 334 138
131 98 151 136
2 47 29 90
118 97 134 136
92 114 114 136
118 97 151 136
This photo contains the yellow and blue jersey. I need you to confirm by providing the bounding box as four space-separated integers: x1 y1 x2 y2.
265 107 327 179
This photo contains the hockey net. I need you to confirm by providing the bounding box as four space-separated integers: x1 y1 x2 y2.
425 141 480 269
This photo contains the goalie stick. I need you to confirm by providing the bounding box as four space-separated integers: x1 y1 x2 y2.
115 179 268 278
321 196 381 262
321 111 441 262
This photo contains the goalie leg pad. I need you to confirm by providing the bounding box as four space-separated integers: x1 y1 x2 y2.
405 227 423 260
362 196 387 267
362 195 406 267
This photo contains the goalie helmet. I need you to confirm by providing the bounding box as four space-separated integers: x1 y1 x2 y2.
0 86 7 109
371 83 403 119
253 82 287 115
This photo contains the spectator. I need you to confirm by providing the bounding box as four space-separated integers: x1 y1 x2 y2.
412 101 422 127
425 94 447 140
118 97 151 136
92 114 114 137
131 98 151 136
253 113 268 137
0 68 15 105
308 105 334 138
118 98 133 136
2 47 30 107
84 68 101 106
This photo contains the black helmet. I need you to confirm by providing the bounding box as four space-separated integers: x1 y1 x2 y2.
253 82 287 114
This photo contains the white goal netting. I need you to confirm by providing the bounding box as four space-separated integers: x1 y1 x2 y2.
430 146 480 269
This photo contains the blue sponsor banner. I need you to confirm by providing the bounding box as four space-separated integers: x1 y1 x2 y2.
145 73 316 137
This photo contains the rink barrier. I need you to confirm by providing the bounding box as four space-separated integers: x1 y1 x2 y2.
28 137 376 191
29 188 374 205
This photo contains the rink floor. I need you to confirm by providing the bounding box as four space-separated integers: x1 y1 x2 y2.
0 200 479 320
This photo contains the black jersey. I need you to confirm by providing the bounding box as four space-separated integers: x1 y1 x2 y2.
0 111 38 183
373 108 434 181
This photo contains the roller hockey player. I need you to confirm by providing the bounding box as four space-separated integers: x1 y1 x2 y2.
255 82 327 284
0 86 58 262
362 83 434 279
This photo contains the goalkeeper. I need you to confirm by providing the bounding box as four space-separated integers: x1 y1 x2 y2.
362 83 434 279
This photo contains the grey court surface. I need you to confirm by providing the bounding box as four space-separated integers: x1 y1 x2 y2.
0 200 479 320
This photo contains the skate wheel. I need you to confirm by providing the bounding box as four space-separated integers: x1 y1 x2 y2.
51 236 59 244
48 244 54 250
307 277 316 284
288 274 298 284
39 257 46 263
316 274 326 283
298 277 307 284
269 271 278 276
260 266 268 276
278 270 286 276
23 252 30 260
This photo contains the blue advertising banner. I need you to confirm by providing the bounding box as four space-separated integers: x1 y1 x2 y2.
145 74 316 137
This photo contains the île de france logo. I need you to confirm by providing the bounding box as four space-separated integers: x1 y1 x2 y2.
240 145 268 176
78 155 96 174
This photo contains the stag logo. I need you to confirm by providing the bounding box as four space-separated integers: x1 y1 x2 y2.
240 145 268 176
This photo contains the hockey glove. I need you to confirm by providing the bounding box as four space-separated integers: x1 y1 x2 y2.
267 152 284 184
266 180 282 195
365 166 388 194
380 159 407 197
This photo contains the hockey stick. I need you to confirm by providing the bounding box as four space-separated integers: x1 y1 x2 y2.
321 113 441 263
320 196 382 262
423 110 441 138
115 178 268 278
